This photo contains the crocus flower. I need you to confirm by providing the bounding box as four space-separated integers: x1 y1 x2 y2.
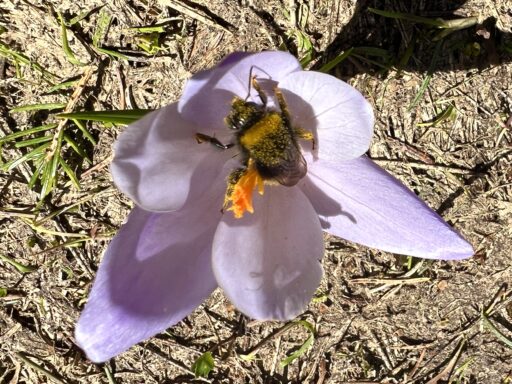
75 51 473 363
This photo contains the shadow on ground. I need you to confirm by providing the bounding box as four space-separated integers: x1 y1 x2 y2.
312 0 511 78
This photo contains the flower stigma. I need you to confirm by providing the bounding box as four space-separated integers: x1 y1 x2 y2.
223 159 265 218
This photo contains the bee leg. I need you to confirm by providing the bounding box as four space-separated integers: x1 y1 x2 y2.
294 127 316 150
195 132 234 150
274 87 316 150
251 76 268 107
222 168 246 213
274 87 292 124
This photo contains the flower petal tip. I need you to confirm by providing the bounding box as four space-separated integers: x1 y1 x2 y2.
438 238 474 261
75 322 111 363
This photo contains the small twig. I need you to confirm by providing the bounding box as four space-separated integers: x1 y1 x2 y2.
374 159 474 175
33 186 112 226
203 309 224 354
1 323 22 339
425 338 465 384
370 331 393 371
0 209 35 219
317 357 327 384
270 336 281 376
14 352 67 384
115 63 126 110
159 0 232 33
288 0 297 27
409 348 427 378
103 364 116 384
350 277 430 285
80 155 113 179
144 344 211 383
241 321 297 358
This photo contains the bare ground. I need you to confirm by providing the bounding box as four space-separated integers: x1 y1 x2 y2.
0 0 511 383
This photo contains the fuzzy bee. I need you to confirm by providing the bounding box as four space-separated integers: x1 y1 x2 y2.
195 77 314 217
225 77 314 186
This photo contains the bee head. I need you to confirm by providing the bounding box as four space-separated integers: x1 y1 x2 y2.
225 97 265 131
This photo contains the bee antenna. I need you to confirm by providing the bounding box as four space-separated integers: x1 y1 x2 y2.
245 66 255 101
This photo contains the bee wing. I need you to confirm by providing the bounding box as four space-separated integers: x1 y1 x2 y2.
271 146 308 187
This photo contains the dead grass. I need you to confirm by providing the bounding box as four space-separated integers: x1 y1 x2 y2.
1 0 511 383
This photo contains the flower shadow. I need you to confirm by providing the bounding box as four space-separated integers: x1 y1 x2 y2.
311 0 511 78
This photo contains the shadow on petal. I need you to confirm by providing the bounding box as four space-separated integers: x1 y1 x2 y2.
305 156 474 260
279 88 319 159
212 186 324 321
111 103 233 212
76 202 221 362
298 175 357 229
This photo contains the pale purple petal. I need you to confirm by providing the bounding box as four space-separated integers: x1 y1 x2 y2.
279 71 374 161
212 186 324 320
75 193 223 362
178 51 302 131
218 51 254 67
111 103 233 212
300 155 473 260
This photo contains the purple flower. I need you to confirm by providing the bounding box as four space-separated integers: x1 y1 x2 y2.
75 51 473 362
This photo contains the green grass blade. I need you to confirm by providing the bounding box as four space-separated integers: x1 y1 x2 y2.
0 124 57 144
58 109 152 125
351 53 391 69
397 35 416 75
280 320 315 367
409 74 432 110
68 10 92 26
368 8 478 31
482 314 512 349
15 136 52 148
352 46 391 58
93 10 112 47
1 142 50 171
0 254 37 273
91 11 130 61
47 79 79 92
319 48 354 73
408 40 442 110
73 119 97 145
135 33 163 55
368 8 445 27
40 131 63 198
28 159 45 189
40 156 59 198
59 158 81 190
58 12 88 66
191 352 214 378
10 103 66 113
417 105 456 127
130 25 166 33
63 133 91 162
0 41 57 83
94 46 130 61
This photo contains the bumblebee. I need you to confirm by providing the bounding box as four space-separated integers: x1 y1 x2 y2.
196 77 314 218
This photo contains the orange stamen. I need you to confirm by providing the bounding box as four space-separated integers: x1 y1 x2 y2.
225 161 265 218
